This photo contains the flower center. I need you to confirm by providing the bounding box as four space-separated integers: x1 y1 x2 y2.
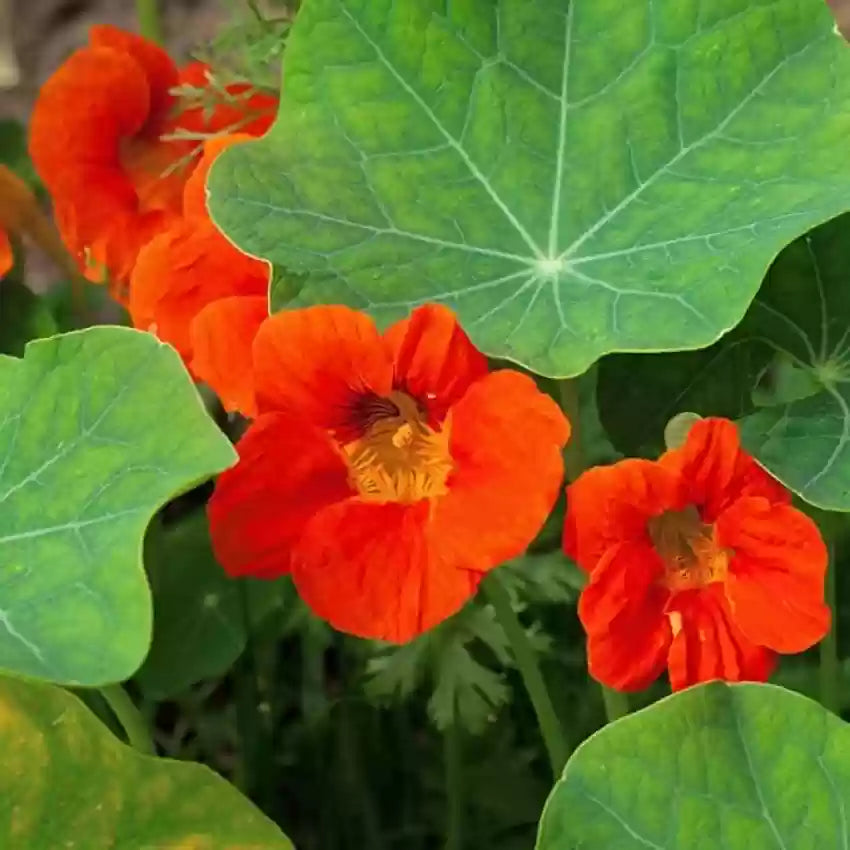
342 391 453 503
647 505 730 591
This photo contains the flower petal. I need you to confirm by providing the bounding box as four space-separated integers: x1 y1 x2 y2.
191 296 269 417
89 25 178 125
564 458 678 572
578 541 671 691
428 370 568 573
30 45 150 221
252 306 394 428
718 497 829 652
660 417 789 522
667 585 775 691
293 499 479 642
28 34 185 283
208 413 353 579
129 218 268 361
383 304 489 424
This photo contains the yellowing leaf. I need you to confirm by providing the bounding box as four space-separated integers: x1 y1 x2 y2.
0 675 294 849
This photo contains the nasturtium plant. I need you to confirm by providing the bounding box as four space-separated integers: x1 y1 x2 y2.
0 328 235 686
536 682 850 850
209 0 850 377
9 3 850 849
599 212 850 509
0 674 293 849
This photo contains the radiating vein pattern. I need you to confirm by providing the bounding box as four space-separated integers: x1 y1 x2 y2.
209 0 850 375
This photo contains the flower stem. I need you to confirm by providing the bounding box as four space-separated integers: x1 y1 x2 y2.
484 575 567 778
557 378 584 482
444 722 463 850
100 684 155 755
135 0 163 43
820 548 840 714
600 685 630 724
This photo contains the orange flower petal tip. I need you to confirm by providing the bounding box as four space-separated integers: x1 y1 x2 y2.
565 416 828 692
129 218 267 365
208 304 569 642
191 295 269 418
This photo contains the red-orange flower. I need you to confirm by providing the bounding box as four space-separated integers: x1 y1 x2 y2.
564 417 829 692
129 134 269 414
29 26 276 291
208 304 569 642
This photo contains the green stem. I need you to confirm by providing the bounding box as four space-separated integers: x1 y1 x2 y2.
820 548 840 714
135 0 163 43
338 697 384 849
557 378 583 482
444 722 463 850
600 685 630 724
484 575 567 778
100 685 155 755
234 582 270 804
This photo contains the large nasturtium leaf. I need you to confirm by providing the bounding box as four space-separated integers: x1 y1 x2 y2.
536 681 850 850
598 213 850 510
0 327 236 686
136 511 287 699
209 0 850 377
0 675 293 849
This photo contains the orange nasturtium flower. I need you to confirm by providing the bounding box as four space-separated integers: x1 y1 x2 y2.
28 26 275 291
564 417 829 692
129 134 269 415
208 304 570 642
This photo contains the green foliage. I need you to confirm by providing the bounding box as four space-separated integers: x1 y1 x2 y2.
136 510 286 699
536 682 850 849
0 119 40 193
192 0 294 90
366 600 515 733
0 327 235 686
0 674 293 848
209 0 850 378
599 213 850 509
498 550 586 605
0 279 57 355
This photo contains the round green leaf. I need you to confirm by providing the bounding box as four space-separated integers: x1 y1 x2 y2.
0 327 236 686
598 213 850 510
536 681 850 849
0 675 293 848
209 0 850 377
